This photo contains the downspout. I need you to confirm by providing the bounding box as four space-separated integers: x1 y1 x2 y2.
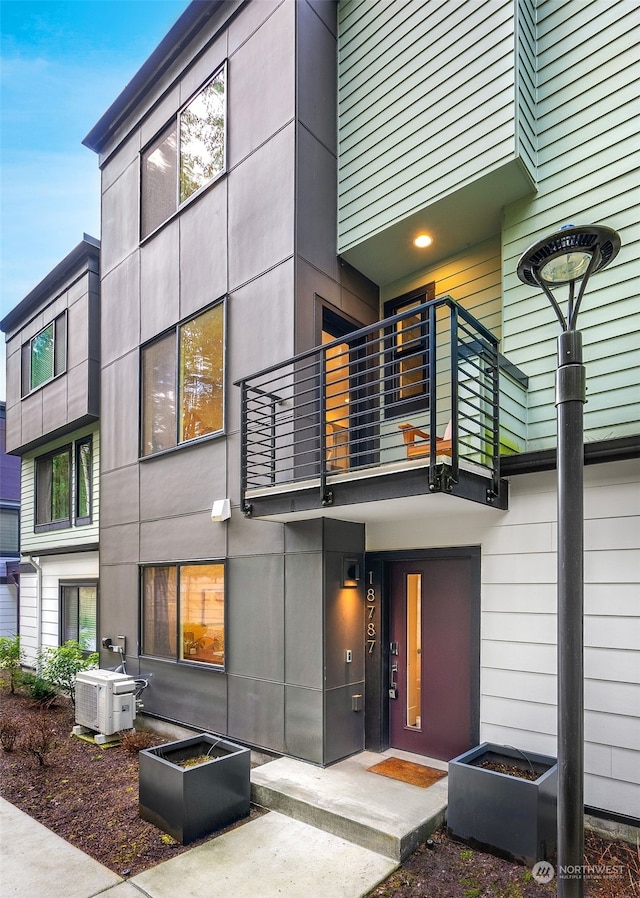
25 554 43 672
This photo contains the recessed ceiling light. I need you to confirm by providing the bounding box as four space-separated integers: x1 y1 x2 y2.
414 234 432 248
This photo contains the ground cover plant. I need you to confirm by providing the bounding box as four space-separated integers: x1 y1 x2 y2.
1 678 638 894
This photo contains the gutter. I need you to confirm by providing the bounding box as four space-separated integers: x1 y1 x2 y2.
25 555 43 672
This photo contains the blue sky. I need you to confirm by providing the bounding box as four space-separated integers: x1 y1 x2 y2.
0 0 190 397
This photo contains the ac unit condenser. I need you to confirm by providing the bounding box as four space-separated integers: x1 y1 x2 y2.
75 669 137 737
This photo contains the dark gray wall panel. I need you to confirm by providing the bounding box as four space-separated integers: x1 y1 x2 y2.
41 375 68 434
228 515 284 558
138 658 228 734
67 361 92 421
179 186 228 322
324 518 365 553
101 254 140 366
139 441 227 521
139 512 226 563
19 391 43 448
228 0 281 57
324 683 365 764
324 553 365 690
308 0 337 37
66 296 89 369
296 127 339 281
226 257 295 391
101 352 139 473
228 124 295 290
101 161 138 277
97 562 140 657
285 684 323 763
297 0 337 151
227 0 294 168
227 675 285 753
284 519 323 553
140 221 180 344
101 522 140 565
285 552 323 688
101 464 140 528
226 555 284 681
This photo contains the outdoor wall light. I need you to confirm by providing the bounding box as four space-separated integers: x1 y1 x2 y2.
342 557 360 588
517 222 621 898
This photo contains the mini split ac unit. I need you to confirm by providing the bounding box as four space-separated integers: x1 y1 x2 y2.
75 670 137 736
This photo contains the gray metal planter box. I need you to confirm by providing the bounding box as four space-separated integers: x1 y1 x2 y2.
139 734 250 844
447 742 557 865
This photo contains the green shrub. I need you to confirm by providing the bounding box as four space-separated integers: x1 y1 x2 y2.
0 636 23 694
20 672 58 705
37 641 99 708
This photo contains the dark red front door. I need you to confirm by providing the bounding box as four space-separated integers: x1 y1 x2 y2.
389 557 475 760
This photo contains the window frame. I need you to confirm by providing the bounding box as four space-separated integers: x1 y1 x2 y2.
383 282 435 419
140 299 226 459
35 445 72 531
140 62 227 241
75 436 93 525
140 561 226 670
59 580 98 655
21 312 67 397
0 505 20 557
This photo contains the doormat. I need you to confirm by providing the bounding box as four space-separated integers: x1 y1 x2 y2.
367 757 447 788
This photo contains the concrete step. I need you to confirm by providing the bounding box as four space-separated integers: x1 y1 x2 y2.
250 749 448 861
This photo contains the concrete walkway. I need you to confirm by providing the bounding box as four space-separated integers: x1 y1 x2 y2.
1 749 448 898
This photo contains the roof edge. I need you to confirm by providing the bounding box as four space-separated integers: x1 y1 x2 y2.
83 1 225 155
0 235 100 334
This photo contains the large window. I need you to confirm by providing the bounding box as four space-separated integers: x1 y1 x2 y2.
61 582 98 653
35 436 93 531
141 66 226 238
142 563 225 667
141 303 224 456
21 313 66 395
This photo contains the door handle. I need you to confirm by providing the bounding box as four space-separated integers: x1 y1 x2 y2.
389 661 398 699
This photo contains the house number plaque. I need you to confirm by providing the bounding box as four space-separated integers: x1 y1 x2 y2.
366 571 377 654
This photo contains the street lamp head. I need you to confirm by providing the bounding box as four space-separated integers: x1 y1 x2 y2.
516 223 621 330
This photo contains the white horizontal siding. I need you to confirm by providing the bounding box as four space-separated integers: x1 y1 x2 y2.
367 458 640 817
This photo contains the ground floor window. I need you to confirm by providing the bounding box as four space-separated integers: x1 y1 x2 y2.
60 581 98 653
142 562 225 667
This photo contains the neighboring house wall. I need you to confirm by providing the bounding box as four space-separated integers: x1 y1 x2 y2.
366 458 640 819
502 1 639 450
1 402 20 636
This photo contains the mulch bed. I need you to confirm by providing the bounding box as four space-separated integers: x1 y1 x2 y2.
1 685 639 896
0 687 265 877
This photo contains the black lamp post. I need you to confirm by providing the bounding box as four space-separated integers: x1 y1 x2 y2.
517 224 621 898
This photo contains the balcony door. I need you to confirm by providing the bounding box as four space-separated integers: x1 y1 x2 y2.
389 556 477 760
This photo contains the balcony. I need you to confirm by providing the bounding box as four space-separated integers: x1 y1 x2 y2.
236 297 528 520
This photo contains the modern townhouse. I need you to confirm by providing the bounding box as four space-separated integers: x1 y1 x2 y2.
1 237 101 665
73 0 639 828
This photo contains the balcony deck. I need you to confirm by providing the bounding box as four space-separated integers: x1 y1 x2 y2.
236 297 528 520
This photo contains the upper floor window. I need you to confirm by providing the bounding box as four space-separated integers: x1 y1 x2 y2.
35 436 93 531
21 313 66 395
141 65 226 239
383 283 435 418
141 302 224 457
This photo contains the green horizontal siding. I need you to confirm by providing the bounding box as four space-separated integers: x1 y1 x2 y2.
338 0 531 252
502 0 639 449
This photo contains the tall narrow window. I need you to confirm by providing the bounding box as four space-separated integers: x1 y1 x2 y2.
142 562 225 667
22 313 67 395
61 582 98 653
142 302 224 456
141 66 226 239
384 283 434 418
75 437 92 523
36 447 71 529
